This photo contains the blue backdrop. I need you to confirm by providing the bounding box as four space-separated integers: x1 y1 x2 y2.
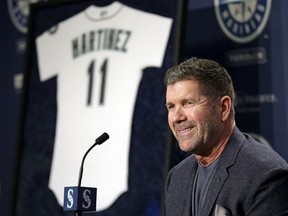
184 0 288 161
0 0 28 215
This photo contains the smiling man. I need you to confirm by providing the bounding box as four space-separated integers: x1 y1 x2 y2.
164 57 288 216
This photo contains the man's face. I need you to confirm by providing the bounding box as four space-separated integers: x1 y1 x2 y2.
166 79 222 155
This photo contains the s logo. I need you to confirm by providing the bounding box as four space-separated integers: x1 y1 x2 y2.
214 0 272 43
67 189 74 209
82 189 91 209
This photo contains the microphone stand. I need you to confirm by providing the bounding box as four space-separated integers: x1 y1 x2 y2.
75 144 94 216
75 132 109 216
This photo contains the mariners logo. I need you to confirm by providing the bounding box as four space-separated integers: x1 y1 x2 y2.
82 189 92 209
7 0 44 33
66 189 74 209
214 0 272 43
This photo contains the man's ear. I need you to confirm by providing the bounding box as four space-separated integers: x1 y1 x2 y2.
220 96 232 122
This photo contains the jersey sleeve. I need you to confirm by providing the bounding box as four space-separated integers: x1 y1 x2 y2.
126 8 173 68
36 26 64 82
142 14 173 67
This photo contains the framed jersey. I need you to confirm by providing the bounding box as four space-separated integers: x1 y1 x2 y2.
13 0 177 215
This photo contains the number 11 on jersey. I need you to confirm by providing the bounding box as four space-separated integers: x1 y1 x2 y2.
87 58 108 106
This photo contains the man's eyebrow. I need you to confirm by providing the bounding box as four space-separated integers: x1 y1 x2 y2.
165 102 173 106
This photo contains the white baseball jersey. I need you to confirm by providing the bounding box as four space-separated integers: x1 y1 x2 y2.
36 1 172 211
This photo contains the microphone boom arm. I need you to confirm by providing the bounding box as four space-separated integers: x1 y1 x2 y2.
77 132 109 187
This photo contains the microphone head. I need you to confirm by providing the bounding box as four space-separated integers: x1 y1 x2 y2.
95 132 109 145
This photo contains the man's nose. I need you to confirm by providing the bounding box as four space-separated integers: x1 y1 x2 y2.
171 106 187 123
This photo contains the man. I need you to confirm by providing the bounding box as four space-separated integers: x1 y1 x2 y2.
164 57 288 216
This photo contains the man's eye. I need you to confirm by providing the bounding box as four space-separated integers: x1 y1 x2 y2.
184 101 193 106
167 105 174 111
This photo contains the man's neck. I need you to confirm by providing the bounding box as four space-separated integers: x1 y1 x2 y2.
195 122 235 166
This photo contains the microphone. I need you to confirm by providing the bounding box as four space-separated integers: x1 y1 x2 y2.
63 132 109 215
95 132 109 145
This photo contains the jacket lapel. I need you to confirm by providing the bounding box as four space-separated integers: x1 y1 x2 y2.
182 160 198 216
200 164 229 215
200 127 245 216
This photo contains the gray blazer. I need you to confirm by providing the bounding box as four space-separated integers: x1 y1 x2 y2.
165 127 288 216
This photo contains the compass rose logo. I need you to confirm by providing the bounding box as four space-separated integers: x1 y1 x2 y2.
214 0 272 43
8 0 44 33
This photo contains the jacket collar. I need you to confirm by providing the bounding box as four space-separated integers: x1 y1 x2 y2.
200 126 246 215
